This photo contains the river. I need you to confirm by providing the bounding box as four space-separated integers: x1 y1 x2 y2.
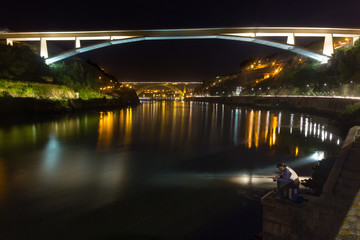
0 101 343 239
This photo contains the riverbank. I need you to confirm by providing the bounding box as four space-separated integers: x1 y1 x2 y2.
0 95 140 115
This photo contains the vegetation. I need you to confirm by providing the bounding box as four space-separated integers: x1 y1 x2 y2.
0 43 51 82
0 42 137 101
275 40 360 94
50 61 103 99
0 79 76 98
194 39 360 97
335 102 360 131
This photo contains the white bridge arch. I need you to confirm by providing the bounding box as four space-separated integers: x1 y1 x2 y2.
2 27 360 64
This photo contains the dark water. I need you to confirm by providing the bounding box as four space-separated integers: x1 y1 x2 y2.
0 101 343 239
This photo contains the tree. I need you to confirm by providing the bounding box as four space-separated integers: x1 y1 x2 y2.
0 43 51 81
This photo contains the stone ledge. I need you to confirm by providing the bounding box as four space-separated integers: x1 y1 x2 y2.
262 126 360 240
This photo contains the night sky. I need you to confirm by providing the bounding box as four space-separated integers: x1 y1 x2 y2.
1 0 360 82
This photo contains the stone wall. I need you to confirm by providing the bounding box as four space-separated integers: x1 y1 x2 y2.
261 126 360 240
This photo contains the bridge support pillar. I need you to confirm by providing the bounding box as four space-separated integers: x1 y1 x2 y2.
323 34 334 57
287 33 295 45
40 38 48 58
6 39 13 46
75 37 81 48
353 36 360 46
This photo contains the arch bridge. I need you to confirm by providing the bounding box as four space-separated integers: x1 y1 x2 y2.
1 27 360 64
123 81 202 98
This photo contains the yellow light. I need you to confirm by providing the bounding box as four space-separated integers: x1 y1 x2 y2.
295 146 299 157
269 115 278 147
254 111 260 149
246 110 254 149
97 111 114 150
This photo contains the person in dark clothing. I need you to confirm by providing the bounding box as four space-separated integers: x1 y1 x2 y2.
272 162 300 200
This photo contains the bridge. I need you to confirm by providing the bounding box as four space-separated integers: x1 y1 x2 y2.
122 81 202 99
1 27 360 65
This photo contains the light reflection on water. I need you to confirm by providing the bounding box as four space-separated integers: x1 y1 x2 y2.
0 101 343 183
0 100 344 238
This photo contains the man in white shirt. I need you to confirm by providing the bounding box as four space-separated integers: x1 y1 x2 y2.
272 162 300 200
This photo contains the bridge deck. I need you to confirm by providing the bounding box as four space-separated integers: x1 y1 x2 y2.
2 27 360 39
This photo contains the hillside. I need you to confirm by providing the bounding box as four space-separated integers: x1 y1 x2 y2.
0 42 137 100
194 37 360 97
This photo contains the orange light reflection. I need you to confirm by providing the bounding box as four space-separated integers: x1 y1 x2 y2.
97 111 114 150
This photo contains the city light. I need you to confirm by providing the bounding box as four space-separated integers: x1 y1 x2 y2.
312 151 325 161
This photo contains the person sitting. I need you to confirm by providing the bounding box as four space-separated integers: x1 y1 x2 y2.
272 162 300 201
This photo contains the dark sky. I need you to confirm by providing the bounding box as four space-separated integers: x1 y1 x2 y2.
2 0 360 82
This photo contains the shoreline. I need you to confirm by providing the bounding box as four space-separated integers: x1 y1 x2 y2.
0 96 140 114
0 96 140 126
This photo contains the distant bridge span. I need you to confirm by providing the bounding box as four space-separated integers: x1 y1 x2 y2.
123 81 202 97
2 27 360 64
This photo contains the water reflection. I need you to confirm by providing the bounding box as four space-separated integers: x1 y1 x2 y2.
0 100 345 239
0 101 343 161
42 134 61 173
0 159 7 203
97 111 115 150
0 102 343 195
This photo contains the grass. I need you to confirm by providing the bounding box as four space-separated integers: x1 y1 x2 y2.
0 79 103 100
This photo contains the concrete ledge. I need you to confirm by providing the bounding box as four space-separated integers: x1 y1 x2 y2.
262 126 360 240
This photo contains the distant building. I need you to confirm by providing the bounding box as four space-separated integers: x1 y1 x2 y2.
0 28 9 33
